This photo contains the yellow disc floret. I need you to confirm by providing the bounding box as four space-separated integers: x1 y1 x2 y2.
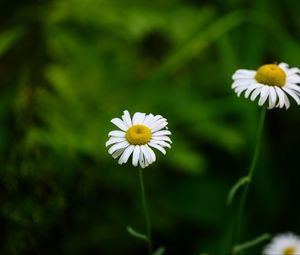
284 246 296 255
255 64 286 87
126 124 152 145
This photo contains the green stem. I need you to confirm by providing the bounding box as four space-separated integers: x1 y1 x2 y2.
139 168 153 255
232 107 267 254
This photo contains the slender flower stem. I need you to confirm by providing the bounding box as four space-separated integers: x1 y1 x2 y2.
138 168 153 255
232 107 267 253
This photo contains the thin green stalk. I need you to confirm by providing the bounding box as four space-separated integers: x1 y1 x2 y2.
231 107 267 254
138 168 153 255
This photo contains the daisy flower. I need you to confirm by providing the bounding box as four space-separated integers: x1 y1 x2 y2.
106 110 172 168
263 233 300 255
232 63 300 109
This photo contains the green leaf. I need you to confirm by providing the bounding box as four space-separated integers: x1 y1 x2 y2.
233 233 271 254
126 226 148 241
0 26 25 57
153 246 166 255
154 10 247 76
227 176 250 205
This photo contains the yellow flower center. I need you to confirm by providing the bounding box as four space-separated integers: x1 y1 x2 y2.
126 125 152 145
255 64 286 87
284 246 296 255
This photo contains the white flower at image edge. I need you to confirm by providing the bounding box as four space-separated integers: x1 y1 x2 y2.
232 62 300 109
106 111 172 168
263 233 300 255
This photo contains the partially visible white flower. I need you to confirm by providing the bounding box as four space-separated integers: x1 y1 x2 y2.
232 62 300 109
106 110 172 168
263 233 300 255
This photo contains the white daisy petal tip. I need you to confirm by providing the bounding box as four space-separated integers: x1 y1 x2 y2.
232 63 300 109
111 118 128 131
108 130 125 138
106 111 172 168
263 232 300 255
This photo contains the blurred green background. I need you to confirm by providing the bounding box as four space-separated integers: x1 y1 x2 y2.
1 0 300 254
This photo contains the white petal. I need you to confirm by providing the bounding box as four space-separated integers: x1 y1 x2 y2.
284 93 290 109
287 67 300 75
268 87 277 109
112 148 125 159
139 150 146 168
108 130 126 137
150 119 168 132
141 145 154 164
258 87 269 106
236 69 256 75
122 110 132 127
285 83 300 93
152 130 171 136
111 118 128 131
152 122 168 133
143 114 154 126
132 145 140 167
146 144 156 163
274 86 285 108
235 69 256 75
244 83 263 98
150 139 171 148
250 87 262 101
233 83 253 93
136 113 146 124
146 115 163 127
232 79 254 89
132 112 141 125
232 70 256 80
287 74 300 83
118 145 134 164
148 142 166 155
151 136 172 143
261 85 269 97
278 62 289 69
148 117 167 128
282 87 300 104
234 83 250 90
152 115 164 121
268 96 273 109
132 112 146 125
105 137 126 147
144 155 150 167
236 85 250 97
108 141 129 155
258 95 268 106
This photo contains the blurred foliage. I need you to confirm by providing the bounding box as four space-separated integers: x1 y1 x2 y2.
1 0 300 254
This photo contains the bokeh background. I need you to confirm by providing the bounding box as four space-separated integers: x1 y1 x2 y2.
1 0 300 254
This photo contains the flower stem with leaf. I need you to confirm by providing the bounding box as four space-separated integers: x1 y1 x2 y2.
230 107 267 253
